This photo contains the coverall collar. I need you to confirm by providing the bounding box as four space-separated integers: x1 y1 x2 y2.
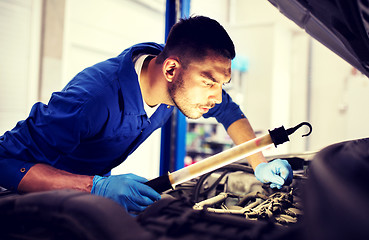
117 42 164 117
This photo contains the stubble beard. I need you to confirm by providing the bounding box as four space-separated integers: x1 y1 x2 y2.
168 73 203 120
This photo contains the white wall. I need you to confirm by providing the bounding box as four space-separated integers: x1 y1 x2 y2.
0 0 41 135
308 41 368 151
62 0 166 85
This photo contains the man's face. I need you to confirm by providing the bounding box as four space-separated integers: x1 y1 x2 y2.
168 53 232 119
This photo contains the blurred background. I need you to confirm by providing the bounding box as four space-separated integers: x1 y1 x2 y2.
1 0 368 179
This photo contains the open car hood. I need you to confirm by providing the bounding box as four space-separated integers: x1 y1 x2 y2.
268 0 369 78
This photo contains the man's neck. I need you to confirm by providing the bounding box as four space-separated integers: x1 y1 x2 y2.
140 56 170 107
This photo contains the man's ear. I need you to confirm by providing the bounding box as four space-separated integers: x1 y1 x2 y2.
163 58 180 83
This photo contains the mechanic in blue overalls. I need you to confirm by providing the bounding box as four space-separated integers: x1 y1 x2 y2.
0 16 292 214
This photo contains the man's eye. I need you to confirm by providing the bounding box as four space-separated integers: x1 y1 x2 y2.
223 80 231 86
204 81 214 86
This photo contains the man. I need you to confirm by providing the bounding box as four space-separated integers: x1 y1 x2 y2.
0 16 292 214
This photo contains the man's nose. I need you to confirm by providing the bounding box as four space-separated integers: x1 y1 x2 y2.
209 85 222 104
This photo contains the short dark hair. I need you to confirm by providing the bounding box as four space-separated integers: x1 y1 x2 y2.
156 16 235 66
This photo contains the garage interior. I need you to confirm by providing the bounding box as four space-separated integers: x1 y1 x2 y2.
1 0 369 239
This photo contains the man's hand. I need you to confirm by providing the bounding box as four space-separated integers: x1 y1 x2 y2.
254 159 293 189
91 173 161 213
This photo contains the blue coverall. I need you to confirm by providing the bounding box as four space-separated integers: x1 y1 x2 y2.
0 42 246 191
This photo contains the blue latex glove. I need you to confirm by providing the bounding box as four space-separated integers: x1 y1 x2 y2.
91 173 161 213
254 159 293 189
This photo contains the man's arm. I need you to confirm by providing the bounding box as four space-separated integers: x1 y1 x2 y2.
227 118 293 188
226 118 267 170
17 163 94 193
17 163 161 213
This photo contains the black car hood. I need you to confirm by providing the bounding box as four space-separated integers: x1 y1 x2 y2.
268 0 369 78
